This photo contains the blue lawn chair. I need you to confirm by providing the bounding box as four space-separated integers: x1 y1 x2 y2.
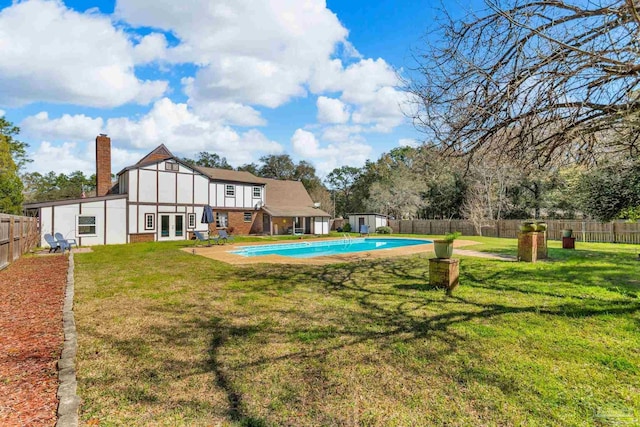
55 233 78 248
359 224 370 236
44 233 70 252
218 229 235 244
194 230 219 246
44 233 60 252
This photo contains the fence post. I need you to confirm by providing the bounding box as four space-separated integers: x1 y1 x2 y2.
611 221 616 243
8 217 14 263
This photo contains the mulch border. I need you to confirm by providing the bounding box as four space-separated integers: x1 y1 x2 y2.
55 252 80 427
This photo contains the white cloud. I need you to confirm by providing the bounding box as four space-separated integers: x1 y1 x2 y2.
104 98 282 164
311 58 406 131
133 33 168 64
0 0 167 107
321 125 364 143
118 0 350 109
0 109 5 117
398 138 419 148
21 112 104 142
317 96 350 124
27 141 95 176
291 128 371 175
23 99 284 174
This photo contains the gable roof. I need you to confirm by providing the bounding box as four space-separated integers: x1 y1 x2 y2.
136 144 174 166
262 178 331 217
193 166 267 185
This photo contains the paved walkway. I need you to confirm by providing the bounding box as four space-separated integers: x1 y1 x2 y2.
454 249 517 261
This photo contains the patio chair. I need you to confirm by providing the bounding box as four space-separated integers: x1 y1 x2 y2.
218 229 235 244
359 224 370 236
44 233 61 252
55 233 78 248
194 230 218 247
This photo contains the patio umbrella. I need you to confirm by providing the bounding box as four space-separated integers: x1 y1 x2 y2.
200 205 215 246
201 205 214 225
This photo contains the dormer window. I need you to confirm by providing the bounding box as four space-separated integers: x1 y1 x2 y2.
165 161 179 171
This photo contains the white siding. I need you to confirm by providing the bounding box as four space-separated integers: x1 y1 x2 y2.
77 201 104 246
194 175 209 205
158 171 176 204
314 217 329 235
176 173 193 204
215 184 224 207
106 199 127 244
138 205 157 234
55 204 81 240
238 186 247 208
128 204 138 234
40 207 53 247
128 170 137 201
138 170 156 203
193 206 208 232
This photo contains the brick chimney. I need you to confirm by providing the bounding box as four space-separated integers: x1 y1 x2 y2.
95 134 111 196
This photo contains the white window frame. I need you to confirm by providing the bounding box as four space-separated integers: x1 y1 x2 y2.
244 212 252 222
144 213 155 230
225 185 235 197
216 212 228 228
188 213 196 229
252 186 261 198
77 215 97 236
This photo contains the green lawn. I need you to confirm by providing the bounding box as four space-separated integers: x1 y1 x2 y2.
74 236 640 426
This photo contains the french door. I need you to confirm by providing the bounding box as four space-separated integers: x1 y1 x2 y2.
158 214 185 241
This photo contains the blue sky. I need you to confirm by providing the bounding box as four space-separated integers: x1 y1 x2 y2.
0 0 481 177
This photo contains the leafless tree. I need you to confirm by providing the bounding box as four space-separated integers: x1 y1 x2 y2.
408 0 640 165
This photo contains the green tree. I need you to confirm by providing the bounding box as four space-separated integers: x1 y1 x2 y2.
0 134 23 214
258 154 296 180
1 117 30 170
325 166 361 217
237 163 260 175
0 117 29 214
577 159 640 221
182 152 232 169
23 171 95 203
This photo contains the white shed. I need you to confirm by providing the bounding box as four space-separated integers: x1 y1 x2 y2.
347 213 388 233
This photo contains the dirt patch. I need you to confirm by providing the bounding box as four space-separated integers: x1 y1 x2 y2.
0 255 67 426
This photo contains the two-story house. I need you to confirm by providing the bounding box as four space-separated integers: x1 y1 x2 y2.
25 135 331 246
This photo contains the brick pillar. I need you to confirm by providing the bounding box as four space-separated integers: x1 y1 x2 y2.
562 237 576 249
95 134 111 196
518 232 538 262
537 231 547 259
429 258 460 295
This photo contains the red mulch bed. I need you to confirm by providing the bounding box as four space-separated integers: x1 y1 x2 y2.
0 255 68 427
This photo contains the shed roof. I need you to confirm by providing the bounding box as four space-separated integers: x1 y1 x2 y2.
263 178 331 217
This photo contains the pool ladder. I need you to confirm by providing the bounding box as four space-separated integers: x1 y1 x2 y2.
342 233 353 247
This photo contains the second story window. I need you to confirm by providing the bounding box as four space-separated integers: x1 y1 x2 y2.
225 185 235 197
253 186 261 198
165 161 179 171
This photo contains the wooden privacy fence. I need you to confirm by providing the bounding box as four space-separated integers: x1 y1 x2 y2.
388 219 640 244
0 214 39 270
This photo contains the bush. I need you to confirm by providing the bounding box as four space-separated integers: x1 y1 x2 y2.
342 223 352 232
376 226 392 234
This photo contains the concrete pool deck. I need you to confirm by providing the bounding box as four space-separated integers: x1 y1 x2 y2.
182 237 485 265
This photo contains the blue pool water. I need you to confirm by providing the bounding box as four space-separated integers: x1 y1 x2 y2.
231 237 432 258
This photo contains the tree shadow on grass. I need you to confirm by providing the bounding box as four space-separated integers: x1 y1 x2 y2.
79 250 640 425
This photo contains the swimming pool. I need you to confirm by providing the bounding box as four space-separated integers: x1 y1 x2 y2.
231 237 432 258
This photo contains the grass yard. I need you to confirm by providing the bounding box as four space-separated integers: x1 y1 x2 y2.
73 236 640 426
